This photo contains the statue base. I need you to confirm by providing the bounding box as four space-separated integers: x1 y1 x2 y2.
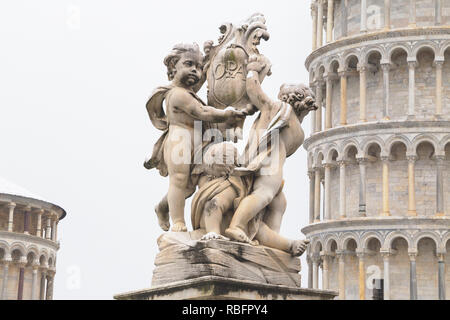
114 231 337 300
114 275 337 300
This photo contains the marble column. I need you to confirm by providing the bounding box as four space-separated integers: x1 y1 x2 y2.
7 203 16 232
384 0 391 30
435 60 444 116
0 255 11 300
381 63 390 120
408 60 417 117
314 167 322 222
409 0 416 27
17 259 26 300
325 75 333 129
326 0 334 43
321 253 330 290
409 252 418 300
357 251 366 300
312 3 318 51
337 251 346 300
312 255 320 289
36 209 43 238
324 163 332 221
435 0 442 25
357 157 367 217
358 64 367 122
361 0 367 32
307 255 313 289
308 170 315 224
23 206 31 235
341 0 348 37
316 80 324 132
407 156 417 216
382 252 391 300
436 155 445 216
317 0 324 49
338 160 347 219
45 216 52 240
381 157 391 216
46 272 55 300
51 217 57 241
339 70 347 125
39 271 47 300
31 264 39 300
438 253 446 300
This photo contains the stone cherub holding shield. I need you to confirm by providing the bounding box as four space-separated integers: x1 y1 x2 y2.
144 13 315 257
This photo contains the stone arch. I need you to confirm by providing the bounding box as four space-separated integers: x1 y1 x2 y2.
343 51 360 69
412 232 441 252
412 42 439 59
339 233 360 251
442 232 450 252
361 232 384 250
439 134 450 153
9 242 27 257
438 40 450 57
324 236 339 253
26 245 39 258
0 241 9 256
311 238 323 253
328 58 340 74
307 152 314 170
385 135 413 156
412 135 440 156
362 46 386 64
314 150 325 167
340 139 360 161
325 144 340 163
387 44 412 62
360 137 386 157
382 231 412 251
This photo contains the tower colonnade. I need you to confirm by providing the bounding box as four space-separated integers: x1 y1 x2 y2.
0 179 65 300
304 0 450 300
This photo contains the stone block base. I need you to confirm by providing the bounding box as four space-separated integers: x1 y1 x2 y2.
114 276 337 300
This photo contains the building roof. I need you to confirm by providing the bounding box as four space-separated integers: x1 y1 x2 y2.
0 176 66 219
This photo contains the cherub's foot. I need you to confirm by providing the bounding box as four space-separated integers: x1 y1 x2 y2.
154 205 170 232
171 222 187 232
290 239 310 257
225 227 259 246
201 232 230 241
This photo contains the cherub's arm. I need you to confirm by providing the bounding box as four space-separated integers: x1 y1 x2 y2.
245 58 273 112
172 89 244 123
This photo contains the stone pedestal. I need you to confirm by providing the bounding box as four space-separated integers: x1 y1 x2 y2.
114 276 337 300
114 231 337 300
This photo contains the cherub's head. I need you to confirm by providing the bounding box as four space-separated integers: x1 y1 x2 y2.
278 84 318 116
164 43 204 88
203 142 240 178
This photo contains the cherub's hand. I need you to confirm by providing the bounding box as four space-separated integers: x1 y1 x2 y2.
224 106 246 119
247 55 265 73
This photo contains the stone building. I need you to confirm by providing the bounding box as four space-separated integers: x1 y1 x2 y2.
0 177 66 300
302 0 450 299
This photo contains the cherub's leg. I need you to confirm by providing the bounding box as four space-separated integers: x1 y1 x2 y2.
155 186 196 232
167 163 192 232
264 191 287 234
225 173 283 243
255 222 309 256
201 186 237 241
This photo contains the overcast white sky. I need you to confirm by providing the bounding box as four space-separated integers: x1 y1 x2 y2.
0 0 312 299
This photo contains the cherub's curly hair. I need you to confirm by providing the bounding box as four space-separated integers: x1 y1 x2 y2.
278 84 317 115
163 43 203 81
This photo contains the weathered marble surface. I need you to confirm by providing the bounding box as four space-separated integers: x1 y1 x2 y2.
151 231 302 288
116 276 337 300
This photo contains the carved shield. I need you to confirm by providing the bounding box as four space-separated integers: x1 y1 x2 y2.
208 45 248 107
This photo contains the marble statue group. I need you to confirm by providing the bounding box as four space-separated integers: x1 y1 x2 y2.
144 13 317 257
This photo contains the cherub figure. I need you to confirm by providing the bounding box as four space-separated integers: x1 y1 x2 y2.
225 55 317 246
191 142 309 257
144 43 246 232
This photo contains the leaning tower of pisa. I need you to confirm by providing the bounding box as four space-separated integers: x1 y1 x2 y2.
302 0 450 300
0 177 66 300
